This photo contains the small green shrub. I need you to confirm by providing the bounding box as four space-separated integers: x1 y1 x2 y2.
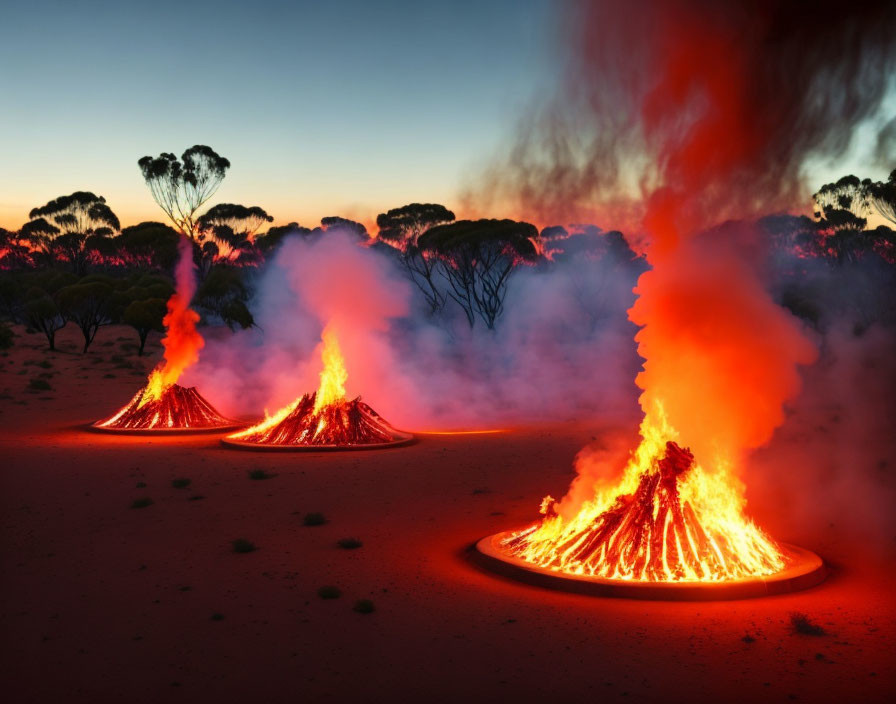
337 538 363 550
171 478 192 489
131 497 154 509
210 613 225 621
28 378 52 391
231 538 256 554
790 612 826 636
303 512 327 526
317 585 342 599
353 599 375 614
248 469 275 480
0 323 14 350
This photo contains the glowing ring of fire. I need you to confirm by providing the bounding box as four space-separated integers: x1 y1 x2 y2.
473 530 826 601
219 430 415 452
85 423 246 435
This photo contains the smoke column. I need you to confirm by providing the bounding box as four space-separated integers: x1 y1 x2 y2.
486 0 896 515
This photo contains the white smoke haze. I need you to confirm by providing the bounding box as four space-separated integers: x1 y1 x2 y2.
749 321 896 562
183 223 896 561
186 228 644 430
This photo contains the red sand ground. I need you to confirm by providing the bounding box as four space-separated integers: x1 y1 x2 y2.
1 325 894 703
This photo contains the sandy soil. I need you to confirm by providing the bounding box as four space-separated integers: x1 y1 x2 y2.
1 324 894 703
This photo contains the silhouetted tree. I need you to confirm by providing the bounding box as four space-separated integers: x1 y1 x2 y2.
867 169 896 227
0 322 12 350
418 219 539 328
28 192 120 236
196 267 254 330
122 298 167 355
255 222 311 254
115 222 181 271
22 193 119 273
317 216 368 239
376 203 455 313
20 217 61 255
24 287 66 350
57 279 120 352
197 203 273 265
812 175 875 264
137 145 230 239
0 227 34 270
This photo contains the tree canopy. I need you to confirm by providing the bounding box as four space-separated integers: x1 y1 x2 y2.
418 218 539 328
137 145 230 238
375 203 456 314
867 169 896 227
376 203 455 248
27 191 120 236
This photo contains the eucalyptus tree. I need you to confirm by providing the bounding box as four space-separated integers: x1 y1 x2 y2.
23 193 119 273
376 203 455 314
197 203 273 264
137 145 230 239
418 218 539 329
24 288 67 350
57 278 121 353
27 192 120 236
867 169 896 227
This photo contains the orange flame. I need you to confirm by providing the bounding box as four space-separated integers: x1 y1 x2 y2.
140 237 204 405
508 402 785 581
229 324 348 440
312 324 347 412
505 1 822 583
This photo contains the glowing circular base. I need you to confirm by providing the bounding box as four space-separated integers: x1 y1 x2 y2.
220 431 415 452
473 530 826 601
86 423 245 436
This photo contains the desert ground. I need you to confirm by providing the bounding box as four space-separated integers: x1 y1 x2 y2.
1 324 893 703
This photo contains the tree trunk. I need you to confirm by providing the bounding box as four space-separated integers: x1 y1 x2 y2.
138 331 147 356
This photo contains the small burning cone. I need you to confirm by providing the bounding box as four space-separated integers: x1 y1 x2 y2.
222 325 411 450
92 371 238 433
92 237 239 434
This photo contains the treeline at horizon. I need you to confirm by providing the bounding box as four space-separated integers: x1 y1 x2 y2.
0 145 894 357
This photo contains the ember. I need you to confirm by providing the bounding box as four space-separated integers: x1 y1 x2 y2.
223 325 410 450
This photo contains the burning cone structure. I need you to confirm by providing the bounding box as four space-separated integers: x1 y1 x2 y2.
468 0 867 599
93 238 238 433
223 325 411 450
476 405 825 599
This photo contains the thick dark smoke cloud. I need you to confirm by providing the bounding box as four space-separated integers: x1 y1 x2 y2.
468 0 896 230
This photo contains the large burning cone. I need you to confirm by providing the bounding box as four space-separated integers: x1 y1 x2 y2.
476 409 825 599
93 238 238 433
223 325 411 450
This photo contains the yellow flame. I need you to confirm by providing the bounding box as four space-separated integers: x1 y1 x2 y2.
509 400 785 582
313 325 347 413
227 325 348 440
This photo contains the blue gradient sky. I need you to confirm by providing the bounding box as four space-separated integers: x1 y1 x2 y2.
1 0 890 231
0 0 553 229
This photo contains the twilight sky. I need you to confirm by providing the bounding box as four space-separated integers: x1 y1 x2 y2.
0 0 553 230
0 0 890 232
